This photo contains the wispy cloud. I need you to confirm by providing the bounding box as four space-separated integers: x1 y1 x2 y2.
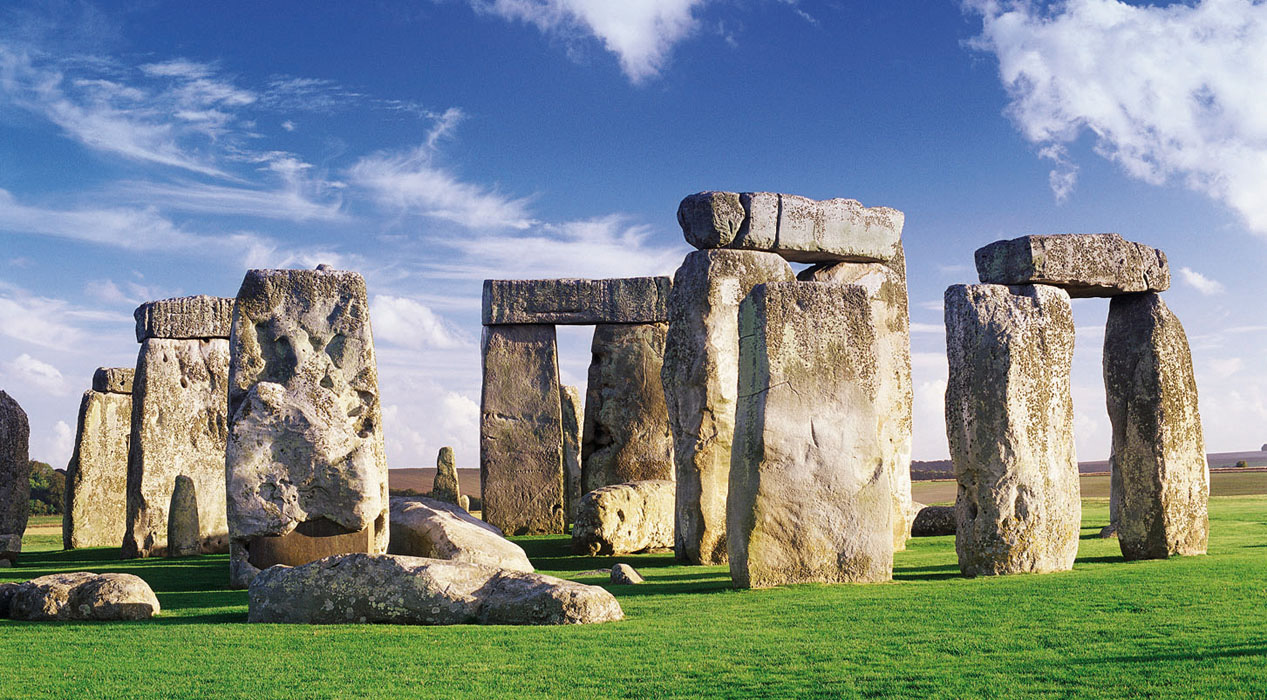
370 295 471 350
1179 266 1226 295
966 0 1267 233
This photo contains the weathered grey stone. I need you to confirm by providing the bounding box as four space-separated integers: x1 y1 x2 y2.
560 385 583 523
91 367 134 394
133 295 234 342
4 572 159 621
432 447 460 504
388 496 533 572
581 323 674 494
663 250 796 564
226 268 389 588
677 191 903 264
975 234 1170 298
459 494 470 512
728 282 893 588
910 505 956 537
1098 524 1118 539
1104 292 1208 560
480 324 565 535
63 389 130 549
482 277 671 325
945 284 1081 577
247 553 623 625
0 391 29 565
799 246 913 551
610 563 644 585
166 475 200 557
123 337 230 558
572 480 675 556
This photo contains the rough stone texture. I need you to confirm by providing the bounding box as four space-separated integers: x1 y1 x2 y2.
123 337 230 559
728 282 893 588
92 367 134 394
134 295 234 342
0 391 30 565
945 284 1081 577
388 496 533 572
480 324 565 535
3 572 159 621
677 191 903 264
799 246 913 551
247 553 623 625
610 563 644 585
1104 292 1209 560
572 480 675 556
63 389 130 549
910 505 957 537
166 475 200 557
459 495 470 512
975 234 1170 298
432 447 460 504
1099 524 1118 539
482 277 671 325
226 268 389 588
560 385 583 523
581 323 674 494
663 249 796 565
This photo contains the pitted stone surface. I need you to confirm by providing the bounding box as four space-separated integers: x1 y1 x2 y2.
389 496 533 572
134 295 233 341
728 282 893 588
974 234 1170 297
480 324 565 535
123 337 230 558
662 249 795 565
432 447 460 505
800 247 913 551
92 367 134 394
482 277 671 325
3 572 159 621
247 553 623 625
226 268 389 586
63 389 130 549
945 284 1081 577
677 191 903 264
0 391 30 564
571 480 675 556
1105 292 1208 560
581 323 674 494
560 385 583 523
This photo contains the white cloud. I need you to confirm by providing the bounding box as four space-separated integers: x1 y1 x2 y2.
1179 266 1226 295
370 295 469 350
967 0 1267 233
467 0 705 83
909 322 943 335
6 353 69 396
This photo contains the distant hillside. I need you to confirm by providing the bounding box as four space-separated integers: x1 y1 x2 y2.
913 450 1267 480
389 468 481 496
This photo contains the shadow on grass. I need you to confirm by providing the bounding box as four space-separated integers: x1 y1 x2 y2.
1075 555 1127 564
893 563 962 582
1078 642 1267 665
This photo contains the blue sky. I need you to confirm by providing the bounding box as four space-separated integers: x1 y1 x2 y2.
1 0 1265 468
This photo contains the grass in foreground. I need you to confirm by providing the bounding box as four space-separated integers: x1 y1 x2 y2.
2 498 1265 699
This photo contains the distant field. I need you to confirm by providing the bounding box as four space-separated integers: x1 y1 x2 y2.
390 467 481 495
912 470 1267 506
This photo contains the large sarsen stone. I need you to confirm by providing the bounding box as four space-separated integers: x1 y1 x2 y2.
945 284 1081 577
571 480 675 556
975 234 1169 297
0 391 29 565
63 387 131 549
662 249 796 565
1104 292 1208 560
3 572 159 621
728 282 893 588
482 277 671 325
389 496 533 572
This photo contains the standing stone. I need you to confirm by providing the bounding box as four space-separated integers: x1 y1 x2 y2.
662 249 795 565
799 245 913 551
432 447 460 504
0 391 30 565
728 282 893 588
975 233 1170 297
480 324 565 535
63 369 133 549
581 323 674 494
560 385 583 523
124 296 234 559
1104 292 1208 560
226 268 389 588
166 475 200 557
945 284 1081 577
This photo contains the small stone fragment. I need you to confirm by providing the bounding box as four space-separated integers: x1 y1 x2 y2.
910 506 956 537
459 494 471 512
6 572 159 621
91 367 134 394
610 563 644 585
0 391 31 565
482 277 671 325
388 496 533 572
974 233 1170 297
1098 524 1118 539
432 447 460 504
572 480 675 556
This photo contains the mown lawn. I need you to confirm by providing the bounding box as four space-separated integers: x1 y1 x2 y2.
2 497 1265 699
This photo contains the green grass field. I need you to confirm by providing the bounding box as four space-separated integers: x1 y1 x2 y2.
3 498 1265 699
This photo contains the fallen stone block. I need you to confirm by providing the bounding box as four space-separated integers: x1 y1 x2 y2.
975 233 1169 297
247 553 623 625
572 480 675 556
388 496 533 573
610 563 644 585
910 505 956 537
482 277 671 325
3 572 159 621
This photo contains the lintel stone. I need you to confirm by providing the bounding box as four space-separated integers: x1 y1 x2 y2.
974 233 1169 297
92 367 134 394
482 277 671 325
134 295 234 341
